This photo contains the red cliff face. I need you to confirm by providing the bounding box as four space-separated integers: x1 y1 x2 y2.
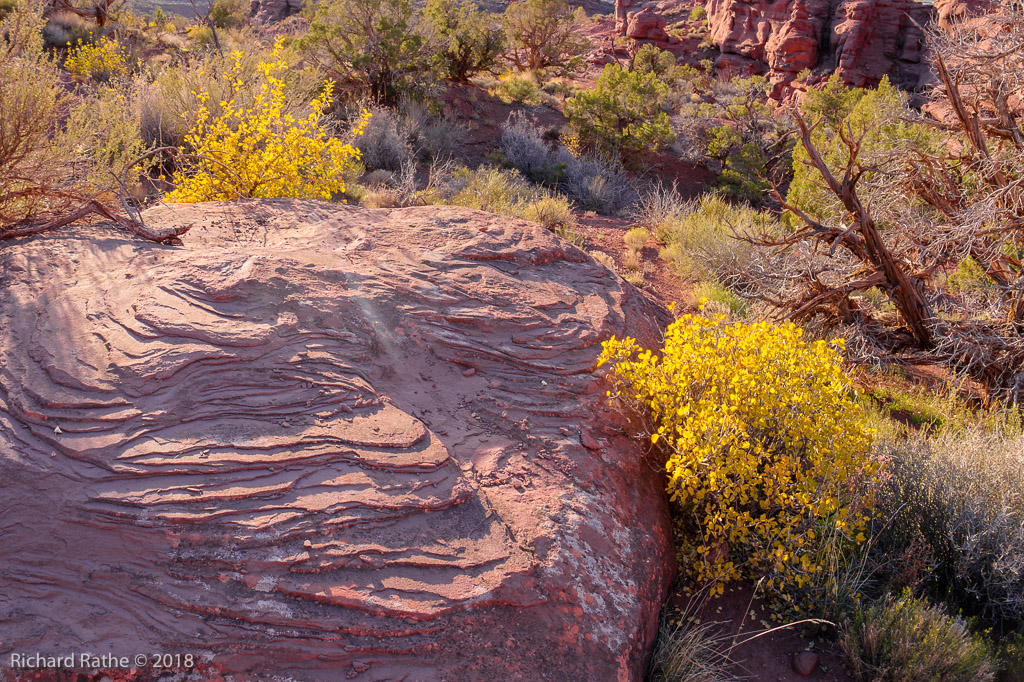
706 0 935 93
0 200 675 681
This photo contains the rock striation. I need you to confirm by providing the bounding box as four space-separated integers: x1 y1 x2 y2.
706 0 935 93
0 200 675 681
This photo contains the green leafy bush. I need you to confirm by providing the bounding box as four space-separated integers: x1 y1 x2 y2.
425 0 503 81
785 74 941 227
565 62 673 157
210 0 246 28
841 593 994 682
301 0 434 103
502 0 588 73
674 75 789 200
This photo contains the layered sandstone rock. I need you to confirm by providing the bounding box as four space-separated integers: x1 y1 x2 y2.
706 0 935 92
0 200 674 681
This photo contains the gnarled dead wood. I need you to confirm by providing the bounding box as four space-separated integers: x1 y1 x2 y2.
0 198 191 244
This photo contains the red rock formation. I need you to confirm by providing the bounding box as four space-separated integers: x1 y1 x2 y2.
626 6 670 40
0 200 675 681
706 0 935 92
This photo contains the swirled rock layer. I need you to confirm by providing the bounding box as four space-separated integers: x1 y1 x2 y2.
0 200 674 681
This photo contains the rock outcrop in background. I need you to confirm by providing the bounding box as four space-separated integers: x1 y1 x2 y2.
0 200 675 681
706 0 935 93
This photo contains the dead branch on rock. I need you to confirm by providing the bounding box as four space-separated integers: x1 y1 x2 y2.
1 148 192 245
0 197 190 243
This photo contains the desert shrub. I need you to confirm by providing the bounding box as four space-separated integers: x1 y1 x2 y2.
656 193 772 279
690 5 706 21
143 46 321 149
416 114 461 160
631 43 675 78
499 110 555 181
425 0 504 82
997 634 1024 682
565 62 673 158
301 0 435 103
491 70 543 105
1 0 78 226
500 111 637 213
502 0 588 73
647 616 736 682
430 165 575 230
636 182 689 228
397 98 463 160
166 40 366 202
674 75 790 200
64 36 130 81
0 0 17 20
872 427 1024 632
599 315 879 607
65 79 152 193
187 23 216 47
556 150 636 214
355 106 414 171
210 0 246 28
841 592 994 682
693 280 747 318
42 10 94 48
521 194 574 230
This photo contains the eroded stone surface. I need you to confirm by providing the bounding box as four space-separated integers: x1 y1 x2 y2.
0 200 674 681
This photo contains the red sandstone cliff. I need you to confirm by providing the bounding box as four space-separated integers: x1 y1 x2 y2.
706 0 935 92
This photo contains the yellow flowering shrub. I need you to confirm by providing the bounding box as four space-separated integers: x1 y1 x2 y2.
65 37 129 81
598 311 879 608
166 39 367 203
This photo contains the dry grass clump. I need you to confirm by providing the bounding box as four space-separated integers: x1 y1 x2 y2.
623 227 648 252
647 617 737 682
